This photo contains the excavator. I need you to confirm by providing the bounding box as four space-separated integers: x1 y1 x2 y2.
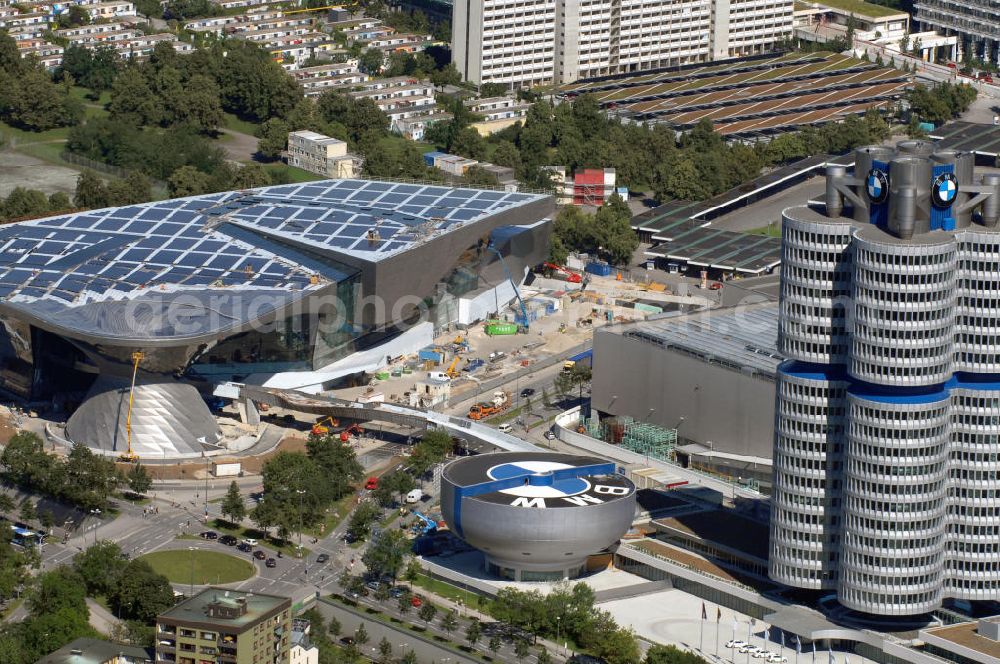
445 356 461 379
118 351 143 463
311 416 340 436
543 262 583 283
340 424 363 442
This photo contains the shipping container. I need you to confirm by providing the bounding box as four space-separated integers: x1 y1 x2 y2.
485 322 518 335
213 462 242 477
585 261 613 276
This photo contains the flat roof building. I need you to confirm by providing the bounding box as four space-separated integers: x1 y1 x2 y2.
35 638 152 664
286 130 360 179
155 588 291 664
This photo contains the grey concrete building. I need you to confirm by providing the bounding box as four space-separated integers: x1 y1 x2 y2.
770 141 1000 616
591 303 781 462
915 0 999 65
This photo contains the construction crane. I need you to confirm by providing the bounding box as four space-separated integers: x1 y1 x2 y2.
488 243 530 330
445 356 461 378
311 416 340 436
120 351 143 463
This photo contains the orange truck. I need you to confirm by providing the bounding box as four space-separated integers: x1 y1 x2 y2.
468 391 510 420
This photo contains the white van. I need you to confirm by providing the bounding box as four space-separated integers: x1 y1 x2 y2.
497 423 513 434
405 489 423 504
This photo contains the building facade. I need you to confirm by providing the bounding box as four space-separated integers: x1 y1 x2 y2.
286 130 360 178
454 0 792 86
155 589 291 664
769 142 1000 615
915 0 999 65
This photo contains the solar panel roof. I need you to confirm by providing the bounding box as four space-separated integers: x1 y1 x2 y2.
0 179 547 342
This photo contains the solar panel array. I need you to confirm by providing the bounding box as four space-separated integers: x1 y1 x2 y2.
0 180 543 307
216 180 538 260
621 303 781 376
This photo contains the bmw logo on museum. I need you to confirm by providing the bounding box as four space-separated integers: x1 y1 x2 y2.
440 452 636 582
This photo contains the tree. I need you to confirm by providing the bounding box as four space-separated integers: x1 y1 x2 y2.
257 117 289 160
19 567 95 662
441 610 458 636
18 499 35 523
644 644 707 664
0 494 13 514
514 639 531 660
354 623 369 646
48 192 71 212
374 582 391 603
221 481 246 525
404 558 422 584
181 74 224 133
488 635 502 656
107 172 152 207
430 63 461 89
346 499 380 541
109 559 175 622
306 436 363 500
592 194 638 265
73 171 111 210
537 649 553 664
72 540 129 597
1 188 51 221
378 636 393 663
465 619 481 648
359 48 384 74
251 498 279 537
231 162 271 189
418 602 437 626
362 529 410 581
0 66 82 131
397 589 413 614
126 463 152 497
168 165 212 197
400 651 417 664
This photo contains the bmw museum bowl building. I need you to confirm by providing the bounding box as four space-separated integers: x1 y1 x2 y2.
440 452 637 581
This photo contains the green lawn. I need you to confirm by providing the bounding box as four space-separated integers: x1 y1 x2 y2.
410 573 488 611
0 121 72 145
261 162 325 183
69 86 112 106
139 549 255 585
223 112 261 137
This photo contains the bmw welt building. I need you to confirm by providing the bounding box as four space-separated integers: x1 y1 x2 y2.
0 180 552 457
769 141 1000 615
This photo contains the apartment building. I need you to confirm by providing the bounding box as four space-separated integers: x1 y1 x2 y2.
287 130 360 178
454 0 792 86
155 588 291 664
290 619 319 664
915 0 999 64
36 638 152 664
465 95 531 134
452 0 557 87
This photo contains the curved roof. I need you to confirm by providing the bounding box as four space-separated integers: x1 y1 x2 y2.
0 180 546 344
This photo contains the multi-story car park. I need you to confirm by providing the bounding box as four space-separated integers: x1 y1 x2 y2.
915 0 1000 65
559 51 910 137
453 0 792 87
769 141 1000 615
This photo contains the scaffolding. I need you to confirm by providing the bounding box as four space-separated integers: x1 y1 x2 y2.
579 416 678 462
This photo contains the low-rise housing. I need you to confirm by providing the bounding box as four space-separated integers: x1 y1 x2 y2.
396 110 453 140
35 637 153 664
465 96 531 135
290 619 320 664
545 167 624 206
286 130 361 178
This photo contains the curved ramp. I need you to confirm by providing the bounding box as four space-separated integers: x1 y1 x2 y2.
241 385 539 453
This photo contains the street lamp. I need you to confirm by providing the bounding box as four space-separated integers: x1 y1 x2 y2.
296 489 306 549
556 616 561 654
90 509 101 546
188 546 196 596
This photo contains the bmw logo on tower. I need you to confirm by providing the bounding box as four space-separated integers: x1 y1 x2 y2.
932 172 959 208
866 167 890 204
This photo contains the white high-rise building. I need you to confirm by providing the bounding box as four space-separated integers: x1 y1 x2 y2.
453 0 793 87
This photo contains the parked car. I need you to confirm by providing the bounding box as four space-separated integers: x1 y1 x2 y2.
767 655 788 663
739 645 761 655
200 531 218 540
265 558 277 568
365 477 379 490
411 595 423 608
237 543 252 553
726 640 747 649
520 388 536 398
753 651 774 660
219 535 238 546
389 586 406 598
241 538 258 546
253 550 266 560
317 553 330 564
340 637 355 646
544 430 556 440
